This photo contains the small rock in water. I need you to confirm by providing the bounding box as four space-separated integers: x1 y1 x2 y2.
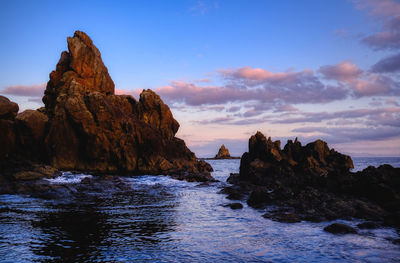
357 221 379 229
263 212 301 223
223 203 243 209
324 223 357 234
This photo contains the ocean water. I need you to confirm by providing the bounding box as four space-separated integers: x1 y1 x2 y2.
0 158 399 262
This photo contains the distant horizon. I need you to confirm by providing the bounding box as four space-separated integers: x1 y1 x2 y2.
1 0 399 157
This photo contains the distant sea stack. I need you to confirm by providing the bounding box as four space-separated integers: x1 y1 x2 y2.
215 145 231 159
225 131 400 227
207 144 240 160
0 31 213 184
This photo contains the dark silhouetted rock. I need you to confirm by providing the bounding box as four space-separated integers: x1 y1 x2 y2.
224 203 243 209
357 221 380 229
15 109 48 161
247 188 271 207
215 144 231 159
324 223 357 234
263 212 301 223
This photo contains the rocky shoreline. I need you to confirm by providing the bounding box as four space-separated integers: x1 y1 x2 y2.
221 132 400 230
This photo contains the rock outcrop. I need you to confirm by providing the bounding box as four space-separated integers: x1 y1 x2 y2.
239 131 353 186
0 31 213 188
215 144 231 159
225 131 400 227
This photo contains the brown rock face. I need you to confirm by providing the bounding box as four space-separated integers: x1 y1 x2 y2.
0 96 19 120
39 31 212 179
43 30 115 116
215 144 231 159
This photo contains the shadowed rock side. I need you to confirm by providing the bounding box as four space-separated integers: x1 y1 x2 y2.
225 131 400 227
0 31 213 191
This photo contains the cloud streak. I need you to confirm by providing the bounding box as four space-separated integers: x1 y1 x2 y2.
0 83 46 97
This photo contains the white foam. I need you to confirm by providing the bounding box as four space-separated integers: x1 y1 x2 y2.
45 172 92 184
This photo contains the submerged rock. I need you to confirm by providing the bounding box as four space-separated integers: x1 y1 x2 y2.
324 223 357 234
0 31 213 189
223 202 243 209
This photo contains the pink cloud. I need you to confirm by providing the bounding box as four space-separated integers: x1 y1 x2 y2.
319 61 362 82
274 104 298 112
231 66 274 80
352 74 398 97
115 88 142 99
353 0 400 17
1 83 46 97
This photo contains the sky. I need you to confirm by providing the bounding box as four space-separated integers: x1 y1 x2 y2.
1 0 399 157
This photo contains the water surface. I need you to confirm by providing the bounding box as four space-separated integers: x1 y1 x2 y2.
0 158 399 262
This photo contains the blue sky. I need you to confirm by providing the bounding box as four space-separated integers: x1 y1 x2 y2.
1 0 400 157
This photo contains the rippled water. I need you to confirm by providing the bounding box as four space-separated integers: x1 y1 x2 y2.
0 158 399 262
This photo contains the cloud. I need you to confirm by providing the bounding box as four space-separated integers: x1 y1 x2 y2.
371 53 400 73
351 74 399 97
0 83 46 97
353 0 400 17
272 107 400 126
189 1 218 15
354 0 400 51
195 116 235 125
318 61 362 82
117 62 398 119
293 126 400 143
226 106 241 112
386 98 400 106
115 88 142 99
361 17 400 50
194 78 212 83
273 104 298 112
154 67 349 107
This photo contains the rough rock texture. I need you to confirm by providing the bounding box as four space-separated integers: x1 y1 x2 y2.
215 144 231 159
0 31 213 188
225 131 400 227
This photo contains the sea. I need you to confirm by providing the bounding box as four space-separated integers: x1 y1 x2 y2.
0 157 399 262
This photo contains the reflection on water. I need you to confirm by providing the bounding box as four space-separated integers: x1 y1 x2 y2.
0 158 399 262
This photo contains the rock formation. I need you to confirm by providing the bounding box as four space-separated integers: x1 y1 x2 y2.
0 31 213 189
215 144 231 159
225 131 400 227
239 131 353 186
